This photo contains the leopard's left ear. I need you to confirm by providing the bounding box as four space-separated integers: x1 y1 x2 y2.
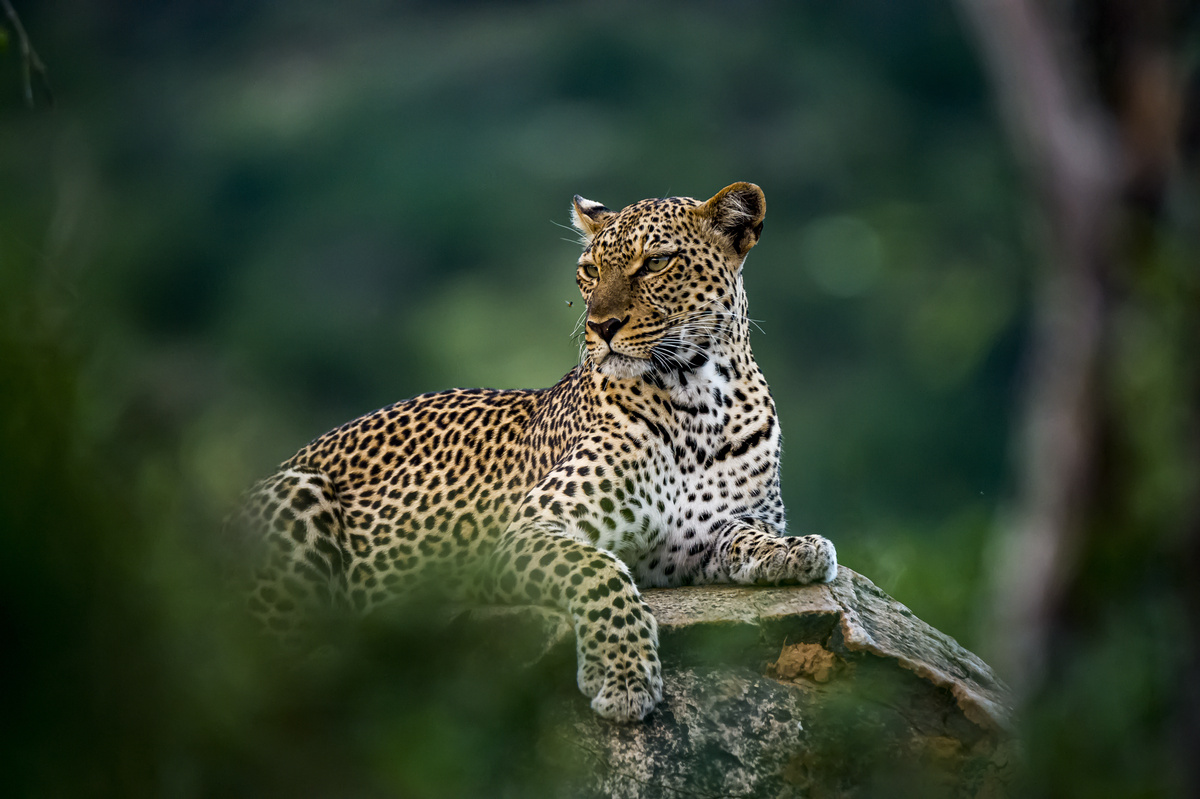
571 195 615 242
698 182 766 257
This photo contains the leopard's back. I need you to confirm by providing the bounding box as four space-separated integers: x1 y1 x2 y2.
275 373 589 607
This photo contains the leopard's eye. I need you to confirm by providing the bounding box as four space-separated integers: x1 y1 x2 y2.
642 254 673 274
580 263 600 280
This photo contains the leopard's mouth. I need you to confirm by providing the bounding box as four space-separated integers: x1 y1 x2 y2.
595 350 653 379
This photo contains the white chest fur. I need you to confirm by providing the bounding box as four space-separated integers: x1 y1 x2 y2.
600 357 785 584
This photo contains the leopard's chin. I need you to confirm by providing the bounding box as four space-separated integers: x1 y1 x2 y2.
595 352 654 380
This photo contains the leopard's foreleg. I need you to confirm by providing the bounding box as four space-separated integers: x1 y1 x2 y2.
699 518 837 585
483 520 662 722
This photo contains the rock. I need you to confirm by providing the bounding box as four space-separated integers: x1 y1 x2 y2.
456 566 1016 798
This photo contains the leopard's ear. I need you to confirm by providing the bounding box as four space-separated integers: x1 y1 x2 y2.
698 182 766 257
571 195 614 241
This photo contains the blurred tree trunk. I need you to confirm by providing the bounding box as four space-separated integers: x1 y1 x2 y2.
957 0 1200 793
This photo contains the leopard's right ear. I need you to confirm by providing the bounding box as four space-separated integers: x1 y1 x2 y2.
571 195 614 242
698 182 766 257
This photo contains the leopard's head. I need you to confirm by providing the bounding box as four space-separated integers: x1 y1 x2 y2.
571 182 766 379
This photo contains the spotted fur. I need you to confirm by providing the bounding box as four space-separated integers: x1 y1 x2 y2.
237 182 837 722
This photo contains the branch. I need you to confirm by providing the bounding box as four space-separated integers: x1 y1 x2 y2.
1 0 52 108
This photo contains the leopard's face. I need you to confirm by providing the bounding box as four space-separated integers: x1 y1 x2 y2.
571 183 766 379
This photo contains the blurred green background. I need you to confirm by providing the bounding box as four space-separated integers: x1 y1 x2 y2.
1 1 1193 796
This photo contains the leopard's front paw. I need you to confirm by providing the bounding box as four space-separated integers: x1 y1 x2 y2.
785 534 838 584
589 657 663 721
576 608 662 722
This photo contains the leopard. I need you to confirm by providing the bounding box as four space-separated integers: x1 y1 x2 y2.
236 182 838 722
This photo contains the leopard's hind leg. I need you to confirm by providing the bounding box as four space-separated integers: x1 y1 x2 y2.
234 464 350 641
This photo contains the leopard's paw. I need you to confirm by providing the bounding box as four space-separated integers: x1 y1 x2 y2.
589 658 663 722
575 611 662 722
785 534 838 584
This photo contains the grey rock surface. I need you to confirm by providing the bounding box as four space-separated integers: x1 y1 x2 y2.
459 566 1016 798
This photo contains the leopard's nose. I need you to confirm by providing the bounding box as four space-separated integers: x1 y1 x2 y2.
588 316 628 343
